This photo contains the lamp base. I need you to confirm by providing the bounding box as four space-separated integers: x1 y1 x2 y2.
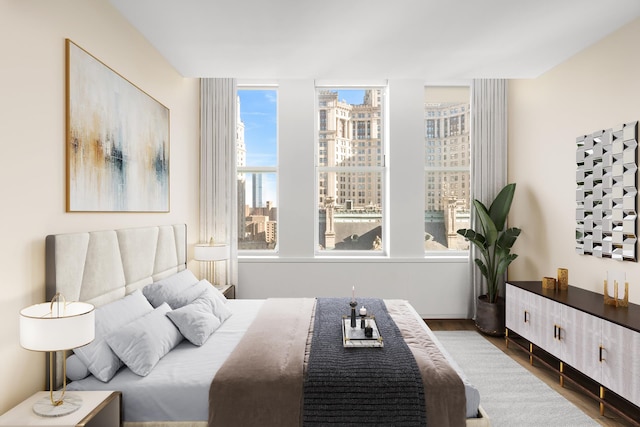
32 393 82 417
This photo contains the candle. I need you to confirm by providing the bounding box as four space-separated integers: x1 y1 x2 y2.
352 285 355 302
359 306 367 316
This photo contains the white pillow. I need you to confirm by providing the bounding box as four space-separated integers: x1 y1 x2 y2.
66 354 90 381
166 297 222 346
143 269 199 308
165 279 210 309
106 303 183 376
73 290 153 382
208 281 228 304
190 285 233 323
205 286 233 323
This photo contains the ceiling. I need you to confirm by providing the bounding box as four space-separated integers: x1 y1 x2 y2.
110 0 640 80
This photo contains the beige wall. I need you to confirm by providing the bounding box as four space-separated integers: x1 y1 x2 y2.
0 0 199 412
509 18 640 304
2 0 639 416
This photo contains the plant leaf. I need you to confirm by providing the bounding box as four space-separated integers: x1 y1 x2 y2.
473 199 498 247
489 183 516 231
457 228 487 249
496 254 518 277
496 227 521 250
474 258 488 279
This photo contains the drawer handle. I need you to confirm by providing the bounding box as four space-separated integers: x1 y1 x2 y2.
554 324 562 341
599 345 605 362
524 310 529 323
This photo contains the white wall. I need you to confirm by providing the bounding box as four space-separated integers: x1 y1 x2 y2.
238 80 472 318
0 0 199 413
509 18 640 304
239 258 471 318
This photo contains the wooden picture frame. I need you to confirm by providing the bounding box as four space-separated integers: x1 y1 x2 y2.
65 39 169 212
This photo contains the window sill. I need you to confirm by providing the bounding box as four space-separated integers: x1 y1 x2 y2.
238 254 468 263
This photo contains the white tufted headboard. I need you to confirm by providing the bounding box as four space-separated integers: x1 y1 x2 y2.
44 224 187 389
45 224 187 307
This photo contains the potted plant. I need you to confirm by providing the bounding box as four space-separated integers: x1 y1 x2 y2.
457 183 521 336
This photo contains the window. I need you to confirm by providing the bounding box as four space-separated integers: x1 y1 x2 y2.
316 87 386 253
424 86 470 252
237 88 278 251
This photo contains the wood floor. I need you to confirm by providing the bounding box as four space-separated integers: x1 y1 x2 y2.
425 319 637 427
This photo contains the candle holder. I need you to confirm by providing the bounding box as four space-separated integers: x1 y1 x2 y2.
359 306 367 328
604 280 629 307
542 276 557 290
349 301 357 328
364 319 373 338
557 268 569 291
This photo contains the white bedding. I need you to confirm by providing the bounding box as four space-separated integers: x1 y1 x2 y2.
68 299 264 422
68 298 480 422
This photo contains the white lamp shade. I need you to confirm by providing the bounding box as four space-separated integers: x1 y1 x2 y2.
20 301 95 351
194 244 229 261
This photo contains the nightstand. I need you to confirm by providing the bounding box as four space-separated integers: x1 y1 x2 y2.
0 391 121 427
217 283 236 299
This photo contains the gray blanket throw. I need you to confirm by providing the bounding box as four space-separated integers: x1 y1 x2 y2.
303 297 427 426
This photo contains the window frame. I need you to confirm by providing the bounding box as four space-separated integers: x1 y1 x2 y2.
314 85 389 257
236 85 279 255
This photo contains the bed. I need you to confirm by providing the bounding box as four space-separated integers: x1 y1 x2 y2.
45 224 490 426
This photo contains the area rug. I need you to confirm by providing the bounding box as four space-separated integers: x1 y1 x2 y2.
433 331 599 427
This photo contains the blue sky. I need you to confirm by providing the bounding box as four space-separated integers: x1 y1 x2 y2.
335 89 366 106
238 89 277 167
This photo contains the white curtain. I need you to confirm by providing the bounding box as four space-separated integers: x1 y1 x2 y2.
200 78 238 288
469 79 508 317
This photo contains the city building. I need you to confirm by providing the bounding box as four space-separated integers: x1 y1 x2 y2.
424 102 471 249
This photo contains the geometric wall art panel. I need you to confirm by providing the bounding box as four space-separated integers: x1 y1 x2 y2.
576 121 637 261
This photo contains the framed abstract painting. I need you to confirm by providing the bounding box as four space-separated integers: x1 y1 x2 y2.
66 39 169 212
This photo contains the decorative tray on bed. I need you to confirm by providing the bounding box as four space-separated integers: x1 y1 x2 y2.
342 316 384 348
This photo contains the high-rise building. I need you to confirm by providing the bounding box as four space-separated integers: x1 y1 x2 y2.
317 89 383 209
424 102 470 212
424 101 471 249
252 173 263 208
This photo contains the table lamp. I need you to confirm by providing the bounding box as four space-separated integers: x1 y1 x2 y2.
19 293 95 417
194 241 229 287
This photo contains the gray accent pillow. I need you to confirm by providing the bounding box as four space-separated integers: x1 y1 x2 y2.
142 269 199 308
73 290 153 382
106 303 183 376
66 354 90 381
166 297 222 346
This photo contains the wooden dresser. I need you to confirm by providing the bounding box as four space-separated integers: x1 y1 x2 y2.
506 281 640 425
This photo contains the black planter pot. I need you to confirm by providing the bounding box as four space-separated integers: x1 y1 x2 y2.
475 295 505 337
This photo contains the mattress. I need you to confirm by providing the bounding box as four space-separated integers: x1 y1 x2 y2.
68 299 264 422
68 299 480 422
